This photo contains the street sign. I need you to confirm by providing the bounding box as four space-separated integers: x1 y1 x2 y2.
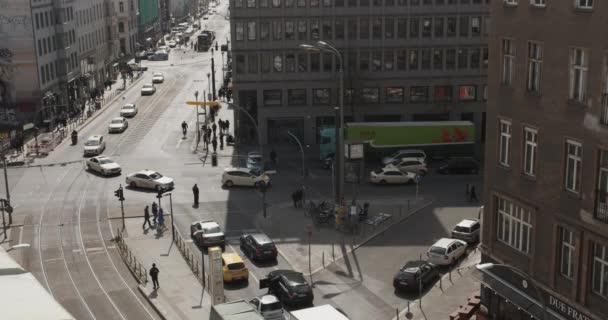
186 101 219 106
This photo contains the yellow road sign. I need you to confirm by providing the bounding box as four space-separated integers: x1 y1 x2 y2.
186 101 220 107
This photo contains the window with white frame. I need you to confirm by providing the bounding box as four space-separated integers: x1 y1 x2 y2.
504 0 517 6
496 197 532 254
592 242 608 298
575 0 593 9
560 228 575 279
527 42 542 92
523 127 537 177
499 120 512 166
565 140 582 193
530 0 545 6
502 38 515 85
569 48 588 102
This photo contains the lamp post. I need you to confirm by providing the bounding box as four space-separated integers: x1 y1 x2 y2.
476 263 548 320
194 91 200 144
299 41 344 204
206 73 211 96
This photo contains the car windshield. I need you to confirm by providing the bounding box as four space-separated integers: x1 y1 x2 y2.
84 140 99 146
111 119 123 124
373 169 383 174
388 151 401 159
99 159 114 164
291 284 311 293
398 268 418 278
227 262 245 270
149 172 162 179
260 301 282 312
122 106 133 109
154 73 162 76
143 84 153 88
260 243 275 250
203 226 221 234
429 246 446 255
249 156 262 163
454 226 471 233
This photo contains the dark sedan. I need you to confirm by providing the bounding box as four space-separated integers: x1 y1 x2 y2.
393 260 439 292
437 157 480 175
240 233 277 261
261 270 314 307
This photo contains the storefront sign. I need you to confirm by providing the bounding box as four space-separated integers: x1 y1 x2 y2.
548 294 592 320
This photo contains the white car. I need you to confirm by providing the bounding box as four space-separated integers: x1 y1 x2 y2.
152 72 164 83
141 83 156 95
158 45 171 53
387 157 428 175
119 103 138 118
382 149 427 166
83 135 106 156
125 170 174 190
86 156 121 176
190 220 225 249
426 238 467 266
167 40 177 48
222 167 270 188
108 117 128 133
249 295 284 320
370 167 417 185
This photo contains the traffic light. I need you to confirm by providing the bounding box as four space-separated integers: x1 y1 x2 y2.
114 187 124 201
156 189 163 199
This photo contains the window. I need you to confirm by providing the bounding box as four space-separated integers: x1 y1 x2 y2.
483 47 489 69
527 42 543 92
434 17 444 38
247 0 256 7
421 49 431 70
523 127 537 177
362 88 379 103
593 242 608 298
119 1 124 12
397 19 406 39
311 20 320 40
335 20 344 40
459 85 476 101
447 17 456 37
433 49 443 70
422 18 432 38
273 21 283 40
335 0 344 6
322 20 332 40
322 53 332 72
396 50 406 70
260 0 269 6
499 120 511 166
385 18 394 39
360 18 370 39
359 51 369 71
118 22 125 33
235 22 244 41
504 0 517 4
313 88 331 105
471 17 481 36
410 86 429 102
286 0 294 6
263 90 282 105
311 0 319 6
409 18 419 38
37 39 42 56
560 228 575 279
272 0 282 6
311 53 320 72
502 39 515 85
576 0 593 9
288 89 307 105
297 20 307 40
530 0 545 7
323 0 332 7
569 48 588 102
371 51 382 71
434 85 453 101
248 54 258 73
385 87 404 103
457 48 468 69
297 53 308 72
384 51 394 71
261 53 271 73
285 21 295 40
408 49 419 70
247 22 256 40
496 197 532 254
348 0 356 6
446 49 456 69
260 21 270 40
459 16 469 37
372 18 382 40
565 140 582 193
273 53 283 72
236 55 246 73
35 13 40 29
297 0 305 6
347 19 357 40
470 48 481 69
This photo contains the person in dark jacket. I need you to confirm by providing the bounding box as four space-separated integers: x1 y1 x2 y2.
192 184 199 206
143 205 152 229
150 263 160 289
469 185 478 202
152 202 158 224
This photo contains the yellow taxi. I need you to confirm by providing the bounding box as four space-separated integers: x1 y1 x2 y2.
222 253 249 282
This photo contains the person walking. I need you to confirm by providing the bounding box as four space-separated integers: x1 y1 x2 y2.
219 132 224 150
143 205 152 229
270 149 277 165
469 185 478 202
218 119 224 133
181 121 188 137
291 191 298 208
150 263 160 289
225 120 230 134
212 122 217 136
152 202 158 224
212 137 218 152
192 184 199 206
157 208 165 232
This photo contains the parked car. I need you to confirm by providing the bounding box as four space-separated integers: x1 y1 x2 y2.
249 295 284 320
167 40 177 48
152 72 164 83
135 51 148 60
222 253 248 283
261 270 314 307
370 167 417 185
83 135 106 156
451 219 481 243
222 167 270 188
239 233 277 261
387 157 428 175
108 117 128 133
144 51 156 60
437 157 480 175
426 238 467 266
140 83 156 95
393 260 439 292
119 103 138 118
190 220 226 250
246 151 264 172
382 149 427 166
128 62 147 71
86 156 121 176
125 170 174 190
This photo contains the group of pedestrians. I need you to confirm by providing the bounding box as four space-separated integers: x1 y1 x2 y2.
291 186 306 208
200 118 231 153
142 201 166 232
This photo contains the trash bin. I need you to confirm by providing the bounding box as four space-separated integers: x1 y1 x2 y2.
211 153 218 167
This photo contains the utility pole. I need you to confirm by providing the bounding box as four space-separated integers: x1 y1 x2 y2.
1 155 11 224
211 48 216 100
1 200 6 240
166 192 174 242
114 185 125 229
195 91 200 144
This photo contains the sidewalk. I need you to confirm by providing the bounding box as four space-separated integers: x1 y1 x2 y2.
255 196 434 276
121 218 212 320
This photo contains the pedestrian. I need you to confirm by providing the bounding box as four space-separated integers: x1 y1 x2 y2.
295 189 303 208
143 205 152 229
157 208 165 232
212 137 218 152
465 183 470 198
192 183 199 206
218 119 223 133
225 120 230 133
300 185 306 206
152 202 158 224
212 122 217 136
150 263 160 289
469 185 478 202
270 149 277 165
219 132 224 150
291 191 298 208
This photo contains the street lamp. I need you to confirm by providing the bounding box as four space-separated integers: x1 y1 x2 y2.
194 91 200 143
299 41 344 204
476 263 548 320
206 73 211 96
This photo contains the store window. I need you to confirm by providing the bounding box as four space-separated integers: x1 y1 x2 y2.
410 86 429 102
263 90 282 105
313 88 331 105
285 21 295 40
285 53 296 72
385 87 404 103
434 85 452 101
248 54 258 73
362 88 379 103
459 85 476 101
288 89 307 105
273 53 283 72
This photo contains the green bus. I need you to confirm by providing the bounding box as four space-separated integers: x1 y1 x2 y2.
319 121 476 161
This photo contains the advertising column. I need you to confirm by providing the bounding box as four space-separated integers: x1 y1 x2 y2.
208 246 225 305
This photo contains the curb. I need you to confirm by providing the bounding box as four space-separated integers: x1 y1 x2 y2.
137 285 169 320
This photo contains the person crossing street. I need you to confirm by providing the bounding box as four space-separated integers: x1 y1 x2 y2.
181 121 188 137
152 202 158 224
192 184 199 206
143 205 152 229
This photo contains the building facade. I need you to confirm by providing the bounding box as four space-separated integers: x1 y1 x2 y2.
138 0 161 46
229 0 489 149
113 0 139 57
480 1 608 320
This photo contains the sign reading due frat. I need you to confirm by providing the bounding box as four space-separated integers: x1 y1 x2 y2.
548 294 592 320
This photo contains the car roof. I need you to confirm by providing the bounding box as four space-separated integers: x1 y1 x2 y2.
381 167 402 174
224 167 250 172
400 260 428 272
136 170 157 175
456 219 480 228
195 220 220 228
249 233 273 245
153 72 163 75
259 294 280 304
123 103 135 107
92 156 111 161
87 135 103 141
269 270 306 284
221 253 244 264
248 151 262 157
432 238 461 248
397 157 424 162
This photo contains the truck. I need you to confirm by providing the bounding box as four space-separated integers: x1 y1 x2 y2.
319 121 476 162
289 305 350 320
197 30 215 52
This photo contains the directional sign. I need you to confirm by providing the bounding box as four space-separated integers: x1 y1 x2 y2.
186 101 219 107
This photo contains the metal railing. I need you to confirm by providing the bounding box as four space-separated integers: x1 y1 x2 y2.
595 189 608 223
172 226 205 287
115 228 149 284
601 94 608 126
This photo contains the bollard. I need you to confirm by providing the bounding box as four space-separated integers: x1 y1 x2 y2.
439 276 442 290
396 308 399 320
322 252 325 268
332 243 335 261
408 199 411 212
449 270 452 281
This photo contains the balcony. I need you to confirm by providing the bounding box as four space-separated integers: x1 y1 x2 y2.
595 189 608 223
601 94 608 126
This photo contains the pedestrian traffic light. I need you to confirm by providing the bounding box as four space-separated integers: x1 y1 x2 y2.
114 187 124 201
156 189 163 199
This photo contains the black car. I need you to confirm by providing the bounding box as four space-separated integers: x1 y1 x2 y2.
240 233 278 261
145 51 156 60
437 157 480 175
393 260 438 292
260 270 314 306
